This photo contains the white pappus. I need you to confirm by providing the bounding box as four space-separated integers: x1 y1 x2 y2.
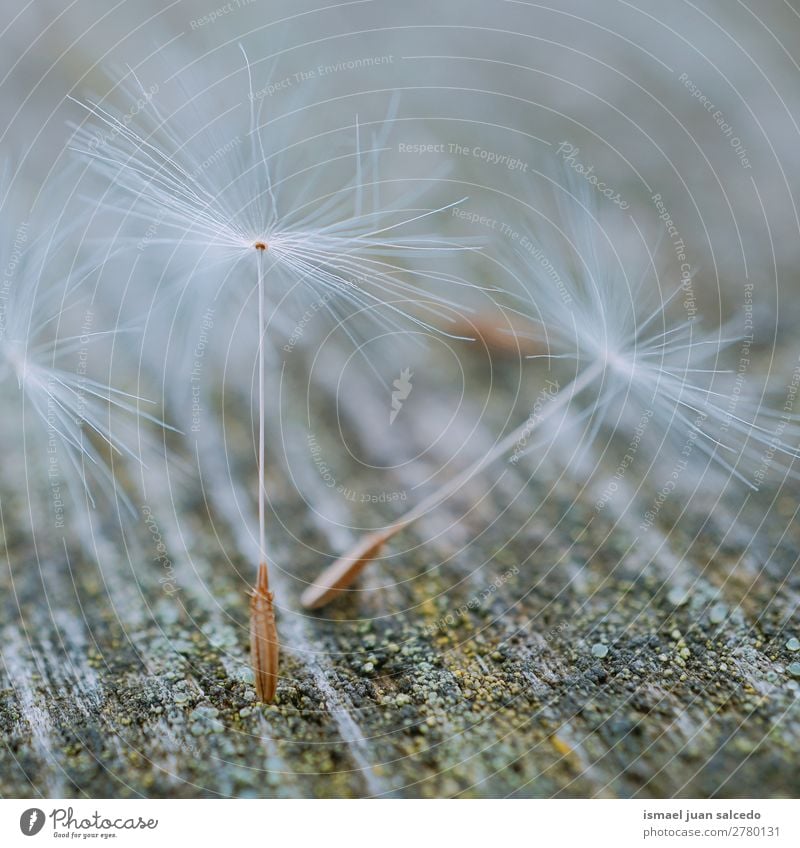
0 170 165 517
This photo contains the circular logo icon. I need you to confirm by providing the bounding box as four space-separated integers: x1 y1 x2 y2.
20 809 45 836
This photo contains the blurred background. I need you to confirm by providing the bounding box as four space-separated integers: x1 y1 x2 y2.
2 0 800 799
5 0 800 302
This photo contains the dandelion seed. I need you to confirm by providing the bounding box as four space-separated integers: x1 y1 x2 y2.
71 47 474 700
302 173 800 608
0 168 162 514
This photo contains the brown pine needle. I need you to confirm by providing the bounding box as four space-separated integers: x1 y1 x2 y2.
250 561 279 702
300 523 408 609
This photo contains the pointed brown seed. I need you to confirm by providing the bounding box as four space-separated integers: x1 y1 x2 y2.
300 523 406 610
302 355 600 612
250 561 279 702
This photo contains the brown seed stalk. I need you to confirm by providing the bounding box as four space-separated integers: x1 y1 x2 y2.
301 361 604 610
300 318 547 611
300 522 408 609
250 560 279 702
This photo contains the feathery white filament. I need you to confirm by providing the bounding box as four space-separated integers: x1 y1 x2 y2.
0 177 162 512
500 178 800 490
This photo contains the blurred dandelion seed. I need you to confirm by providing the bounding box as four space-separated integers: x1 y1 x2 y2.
0 169 162 515
302 175 800 609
